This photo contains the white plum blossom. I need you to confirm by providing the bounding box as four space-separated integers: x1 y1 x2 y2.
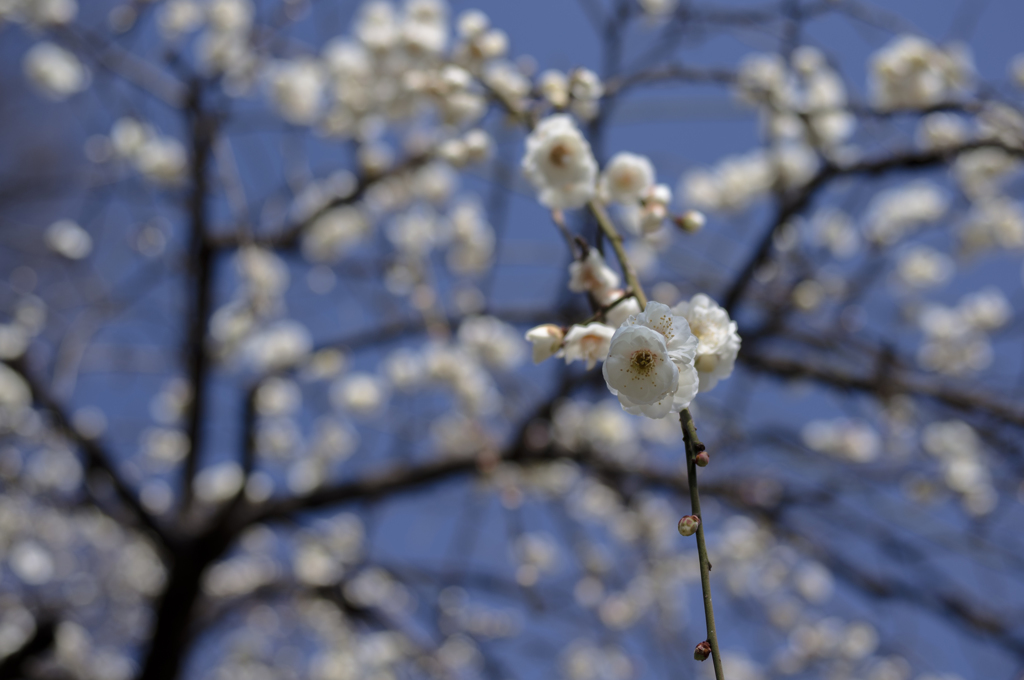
870 35 973 111
959 197 1024 253
569 68 603 121
917 302 993 376
864 181 948 245
135 136 188 185
1011 53 1024 89
521 114 598 209
241 321 313 371
455 8 488 40
602 302 699 418
539 70 570 108
403 0 449 54
736 47 854 150
917 112 969 151
208 0 254 33
159 0 205 38
331 373 389 415
525 324 564 364
802 418 881 462
682 145 816 213
636 183 673 234
953 148 1019 199
638 0 678 17
23 42 88 100
810 208 859 259
959 287 1011 332
302 206 369 263
447 200 495 274
599 153 655 205
561 323 615 370
457 316 526 370
568 250 620 303
110 117 149 159
671 294 740 392
896 246 954 289
268 59 325 125
675 207 704 234
45 220 92 260
17 0 77 26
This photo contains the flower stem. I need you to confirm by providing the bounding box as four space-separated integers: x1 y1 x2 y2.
588 199 648 308
680 408 725 680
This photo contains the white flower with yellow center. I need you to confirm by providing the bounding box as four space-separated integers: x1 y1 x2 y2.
521 114 598 209
671 294 740 392
603 302 699 418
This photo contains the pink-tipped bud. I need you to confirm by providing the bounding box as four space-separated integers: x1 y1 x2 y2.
675 209 706 233
694 640 711 661
678 514 700 537
695 451 710 467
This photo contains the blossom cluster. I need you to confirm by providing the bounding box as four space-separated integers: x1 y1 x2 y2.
7 2 1024 679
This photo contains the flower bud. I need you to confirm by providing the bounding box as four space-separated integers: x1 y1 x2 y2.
524 324 564 364
675 209 706 233
694 640 711 661
677 514 700 537
695 451 710 467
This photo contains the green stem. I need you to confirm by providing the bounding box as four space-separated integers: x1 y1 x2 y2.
681 408 724 680
588 199 648 308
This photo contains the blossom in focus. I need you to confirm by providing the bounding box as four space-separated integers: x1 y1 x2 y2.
521 114 598 209
562 323 615 370
525 324 564 364
671 294 740 392
602 302 698 418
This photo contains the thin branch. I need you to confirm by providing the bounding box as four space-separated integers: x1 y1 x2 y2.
723 139 1024 313
588 199 648 308
4 359 169 547
603 63 737 97
681 409 724 680
740 350 1024 427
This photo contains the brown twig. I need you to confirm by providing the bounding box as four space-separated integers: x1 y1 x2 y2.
681 408 724 680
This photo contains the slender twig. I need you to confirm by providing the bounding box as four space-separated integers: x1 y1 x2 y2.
681 408 724 680
576 290 636 326
587 199 648 308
